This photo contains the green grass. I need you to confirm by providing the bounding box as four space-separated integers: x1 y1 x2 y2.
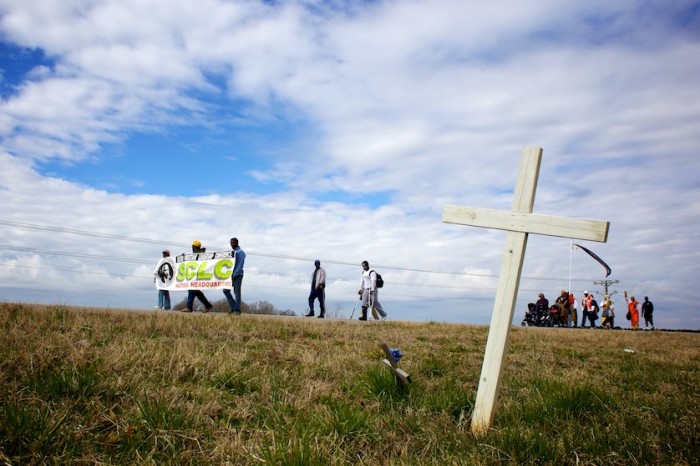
0 302 698 465
0 401 70 461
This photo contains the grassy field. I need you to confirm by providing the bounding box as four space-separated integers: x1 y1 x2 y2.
0 302 697 465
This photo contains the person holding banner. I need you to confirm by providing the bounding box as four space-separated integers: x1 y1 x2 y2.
183 240 214 313
223 237 246 315
153 249 172 310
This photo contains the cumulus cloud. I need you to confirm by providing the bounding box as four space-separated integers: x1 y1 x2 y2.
0 0 698 328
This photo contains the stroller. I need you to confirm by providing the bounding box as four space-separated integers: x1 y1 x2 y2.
522 302 547 327
544 304 565 327
522 302 563 327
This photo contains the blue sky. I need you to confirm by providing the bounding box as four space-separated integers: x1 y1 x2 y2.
1 0 699 329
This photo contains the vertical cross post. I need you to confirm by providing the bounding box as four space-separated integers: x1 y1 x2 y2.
442 147 609 436
470 147 539 435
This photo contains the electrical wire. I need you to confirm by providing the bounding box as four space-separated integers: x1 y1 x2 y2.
4 219 690 301
0 219 600 283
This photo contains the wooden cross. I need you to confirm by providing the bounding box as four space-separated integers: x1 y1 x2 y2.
442 147 609 436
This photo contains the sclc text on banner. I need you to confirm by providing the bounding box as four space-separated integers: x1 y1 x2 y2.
154 252 236 291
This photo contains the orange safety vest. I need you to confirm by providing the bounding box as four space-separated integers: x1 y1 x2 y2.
582 295 592 309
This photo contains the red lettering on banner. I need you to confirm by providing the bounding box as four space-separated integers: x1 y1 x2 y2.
173 280 230 289
179 281 230 288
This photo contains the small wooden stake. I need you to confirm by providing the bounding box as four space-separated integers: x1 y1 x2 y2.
379 342 411 386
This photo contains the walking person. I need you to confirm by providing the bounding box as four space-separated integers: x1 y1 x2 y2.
580 291 592 328
306 260 326 318
223 237 246 315
642 296 654 330
153 249 172 310
588 294 599 328
357 260 387 321
624 292 640 330
601 296 615 329
183 240 214 313
534 292 549 325
555 290 570 327
568 292 578 327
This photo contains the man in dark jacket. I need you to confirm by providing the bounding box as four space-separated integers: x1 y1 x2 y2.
642 296 654 330
306 260 326 318
182 240 214 313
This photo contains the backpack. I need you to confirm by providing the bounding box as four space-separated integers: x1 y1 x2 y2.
371 270 384 288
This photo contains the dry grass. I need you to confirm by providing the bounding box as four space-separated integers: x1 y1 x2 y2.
0 302 698 465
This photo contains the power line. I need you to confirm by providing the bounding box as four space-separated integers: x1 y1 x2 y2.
0 245 150 264
10 219 690 301
0 220 169 245
0 219 490 276
0 219 602 283
3 221 698 314
0 259 628 301
0 263 142 279
0 243 593 295
4 260 696 304
0 262 498 299
0 260 494 293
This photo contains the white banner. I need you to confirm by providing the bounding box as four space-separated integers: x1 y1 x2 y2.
154 251 236 291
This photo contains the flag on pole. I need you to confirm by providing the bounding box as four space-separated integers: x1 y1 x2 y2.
574 244 612 277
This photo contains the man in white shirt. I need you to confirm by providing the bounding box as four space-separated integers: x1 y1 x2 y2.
358 260 387 321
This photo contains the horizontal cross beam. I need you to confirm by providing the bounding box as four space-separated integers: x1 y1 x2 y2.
442 205 609 243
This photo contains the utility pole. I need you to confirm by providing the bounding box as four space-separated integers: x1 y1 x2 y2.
594 279 619 297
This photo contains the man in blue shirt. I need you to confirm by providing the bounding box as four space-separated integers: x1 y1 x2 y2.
224 237 246 314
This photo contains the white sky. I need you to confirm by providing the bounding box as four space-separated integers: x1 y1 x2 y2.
1 0 699 329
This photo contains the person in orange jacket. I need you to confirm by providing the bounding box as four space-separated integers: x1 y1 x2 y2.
624 291 640 330
568 292 578 327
